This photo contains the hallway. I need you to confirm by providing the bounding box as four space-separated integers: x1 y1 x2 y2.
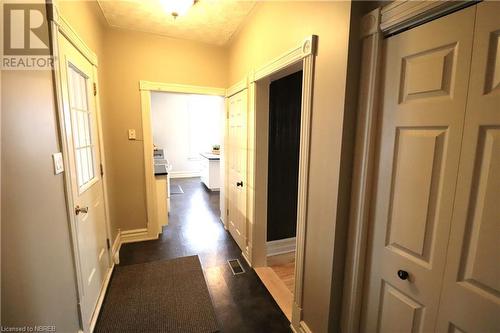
114 178 291 332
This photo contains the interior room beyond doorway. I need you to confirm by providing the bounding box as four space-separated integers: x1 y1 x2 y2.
150 91 225 230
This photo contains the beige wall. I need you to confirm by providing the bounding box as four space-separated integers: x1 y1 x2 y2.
1 2 80 330
101 28 228 233
1 69 80 331
227 2 366 331
58 0 106 58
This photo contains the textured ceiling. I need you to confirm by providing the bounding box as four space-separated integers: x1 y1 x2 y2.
97 0 256 46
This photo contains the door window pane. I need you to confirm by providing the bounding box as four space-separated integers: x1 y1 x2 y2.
68 64 96 189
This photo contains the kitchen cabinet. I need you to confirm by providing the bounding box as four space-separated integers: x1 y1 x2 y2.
200 153 220 191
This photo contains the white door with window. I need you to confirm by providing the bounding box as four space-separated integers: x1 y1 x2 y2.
227 90 247 252
58 34 110 331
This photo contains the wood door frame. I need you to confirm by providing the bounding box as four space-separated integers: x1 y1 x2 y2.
49 6 113 333
238 35 317 333
139 81 226 238
341 2 477 332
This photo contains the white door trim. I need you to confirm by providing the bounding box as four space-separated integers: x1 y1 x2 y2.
380 0 473 36
340 8 382 333
226 77 248 98
341 2 475 333
139 81 226 238
140 80 226 96
49 5 114 333
245 35 316 333
50 3 98 67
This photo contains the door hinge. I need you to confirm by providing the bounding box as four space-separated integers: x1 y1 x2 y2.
227 208 229 217
100 163 104 176
106 238 111 250
93 82 97 96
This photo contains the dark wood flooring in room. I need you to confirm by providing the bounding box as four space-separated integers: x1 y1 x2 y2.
116 177 291 332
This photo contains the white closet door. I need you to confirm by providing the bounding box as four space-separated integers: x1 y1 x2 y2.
361 7 476 333
227 90 248 252
436 2 500 332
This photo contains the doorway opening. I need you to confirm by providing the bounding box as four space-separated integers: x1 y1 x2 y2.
149 91 225 234
139 82 226 239
253 64 304 321
266 69 303 294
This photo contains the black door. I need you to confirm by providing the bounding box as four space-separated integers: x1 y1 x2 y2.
267 70 302 241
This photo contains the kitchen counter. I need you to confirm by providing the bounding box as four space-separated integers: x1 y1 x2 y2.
154 163 169 176
200 152 220 160
154 163 170 227
153 150 170 226
200 152 220 191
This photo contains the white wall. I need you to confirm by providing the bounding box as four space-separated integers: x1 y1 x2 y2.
151 92 224 177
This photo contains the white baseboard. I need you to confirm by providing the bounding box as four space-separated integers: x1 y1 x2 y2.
120 228 157 244
111 231 121 265
242 250 252 267
111 228 159 261
267 237 296 256
300 321 313 333
219 216 228 230
290 318 313 333
169 171 201 179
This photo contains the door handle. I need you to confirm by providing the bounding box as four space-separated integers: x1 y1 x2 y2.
75 205 89 215
397 269 409 281
236 181 243 187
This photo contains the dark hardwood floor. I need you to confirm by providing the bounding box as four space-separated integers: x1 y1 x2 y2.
118 177 291 332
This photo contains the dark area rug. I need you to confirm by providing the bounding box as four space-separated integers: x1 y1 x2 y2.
95 256 219 333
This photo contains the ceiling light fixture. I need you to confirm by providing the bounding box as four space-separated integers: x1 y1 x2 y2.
160 0 196 19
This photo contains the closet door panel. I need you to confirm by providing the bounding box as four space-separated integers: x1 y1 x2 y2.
436 2 500 332
361 7 476 333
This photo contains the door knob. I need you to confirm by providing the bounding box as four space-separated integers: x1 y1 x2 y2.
75 205 89 215
236 181 243 187
397 270 409 280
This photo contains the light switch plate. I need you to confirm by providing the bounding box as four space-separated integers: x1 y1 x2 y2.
128 129 136 140
52 152 64 174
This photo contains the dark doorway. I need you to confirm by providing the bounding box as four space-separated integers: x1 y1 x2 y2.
266 70 303 242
